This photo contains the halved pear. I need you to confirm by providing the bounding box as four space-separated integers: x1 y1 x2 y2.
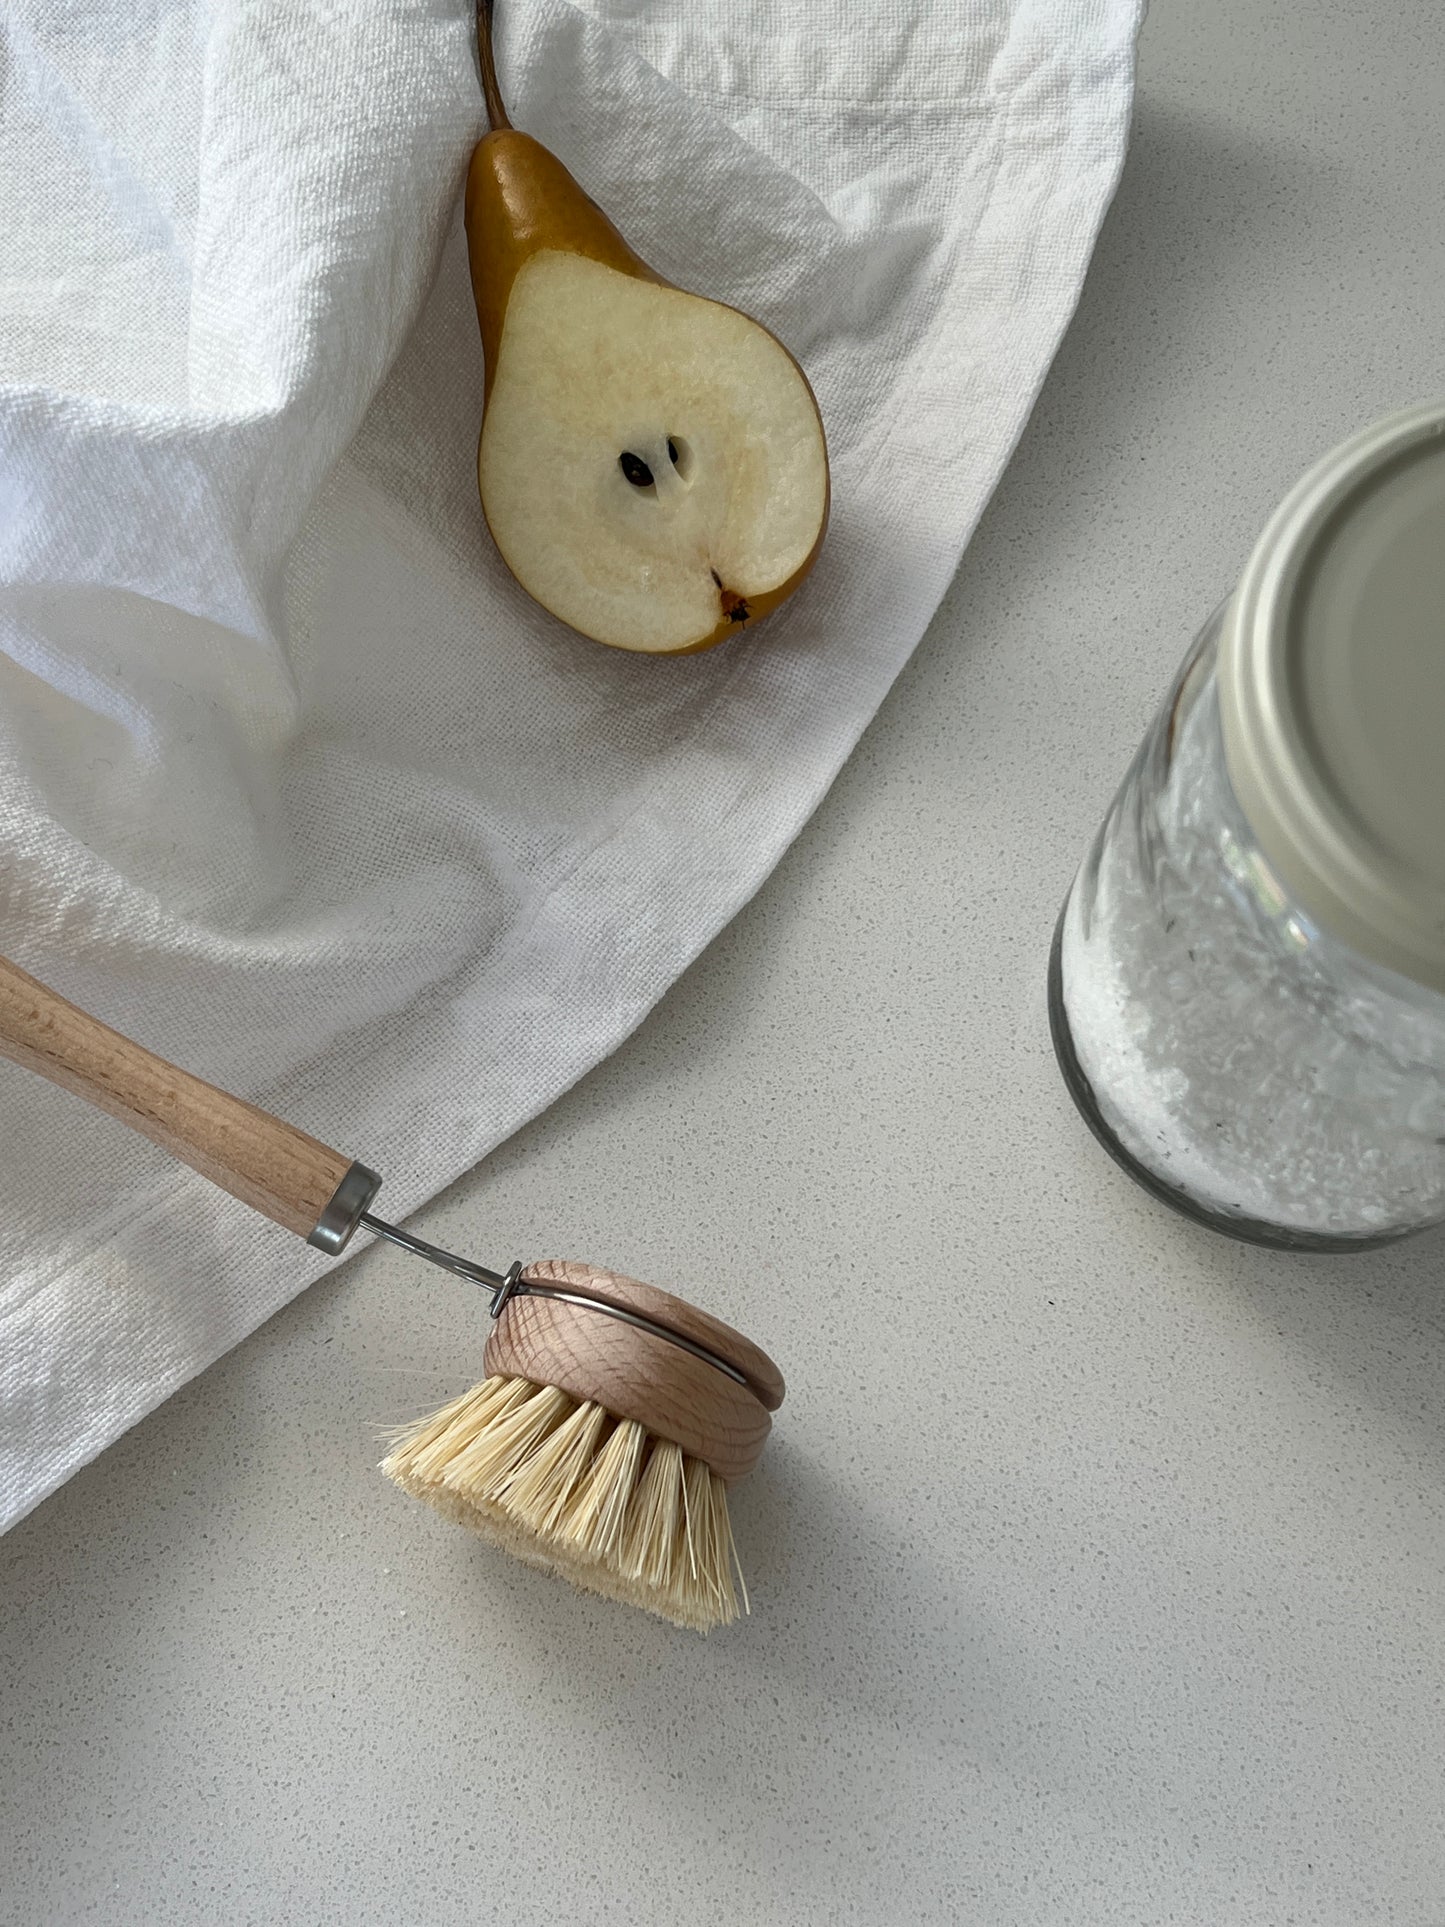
480 251 828 653
463 25 829 655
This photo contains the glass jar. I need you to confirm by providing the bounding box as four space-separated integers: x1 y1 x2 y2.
1050 405 1445 1250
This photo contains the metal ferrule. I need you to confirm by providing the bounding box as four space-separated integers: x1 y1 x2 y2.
308 1162 383 1256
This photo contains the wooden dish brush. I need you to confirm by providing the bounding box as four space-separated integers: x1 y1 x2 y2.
0 955 784 1632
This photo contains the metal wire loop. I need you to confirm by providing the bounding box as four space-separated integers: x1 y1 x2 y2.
357 1213 750 1391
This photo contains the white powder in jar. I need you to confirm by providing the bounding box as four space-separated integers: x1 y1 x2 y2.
1059 671 1445 1239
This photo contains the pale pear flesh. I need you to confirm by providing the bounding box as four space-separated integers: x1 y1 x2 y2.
479 251 829 654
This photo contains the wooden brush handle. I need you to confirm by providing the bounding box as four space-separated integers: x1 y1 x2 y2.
0 954 376 1248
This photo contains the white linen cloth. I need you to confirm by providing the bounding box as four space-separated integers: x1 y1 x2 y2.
0 0 1140 1529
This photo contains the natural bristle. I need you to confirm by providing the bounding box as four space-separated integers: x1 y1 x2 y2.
620 1439 683 1586
566 1417 645 1561
380 1377 745 1633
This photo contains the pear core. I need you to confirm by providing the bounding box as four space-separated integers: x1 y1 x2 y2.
479 251 828 653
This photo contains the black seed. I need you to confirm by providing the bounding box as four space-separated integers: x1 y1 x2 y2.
710 569 722 587
667 439 679 465
619 452 654 488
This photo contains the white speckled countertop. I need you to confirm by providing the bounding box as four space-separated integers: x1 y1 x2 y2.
4 2 1444 1921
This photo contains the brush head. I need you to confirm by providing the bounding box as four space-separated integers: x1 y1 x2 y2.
380 1260 783 1633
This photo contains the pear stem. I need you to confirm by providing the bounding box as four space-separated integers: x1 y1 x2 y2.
476 0 511 131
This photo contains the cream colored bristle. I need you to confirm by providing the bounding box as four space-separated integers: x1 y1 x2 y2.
679 1452 744 1623
441 1380 573 1507
501 1397 607 1536
380 1376 750 1633
561 1417 646 1560
706 1460 748 1619
619 1440 684 1587
681 1452 720 1602
681 1452 708 1580
380 1376 528 1488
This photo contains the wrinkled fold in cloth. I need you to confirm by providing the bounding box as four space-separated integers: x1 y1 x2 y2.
0 0 1141 1528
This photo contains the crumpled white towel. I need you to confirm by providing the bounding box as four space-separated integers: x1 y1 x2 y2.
0 0 1140 1530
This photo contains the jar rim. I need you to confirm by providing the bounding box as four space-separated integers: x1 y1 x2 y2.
1219 401 1445 994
